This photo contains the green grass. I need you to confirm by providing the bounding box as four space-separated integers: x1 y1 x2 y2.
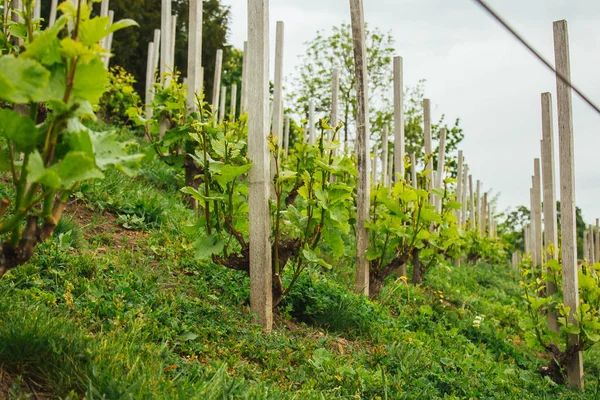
0 145 598 399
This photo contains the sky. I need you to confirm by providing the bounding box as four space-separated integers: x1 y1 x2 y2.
221 0 600 223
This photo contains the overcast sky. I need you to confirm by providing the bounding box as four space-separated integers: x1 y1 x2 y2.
221 0 600 223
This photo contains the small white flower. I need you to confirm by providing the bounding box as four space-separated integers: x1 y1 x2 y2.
473 315 484 328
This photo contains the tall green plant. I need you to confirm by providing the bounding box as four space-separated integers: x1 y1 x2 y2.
0 0 141 275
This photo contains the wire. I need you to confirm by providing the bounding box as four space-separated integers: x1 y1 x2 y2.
472 0 600 116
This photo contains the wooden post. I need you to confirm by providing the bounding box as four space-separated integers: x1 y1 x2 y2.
145 42 156 117
554 20 583 388
273 21 285 149
469 175 475 231
481 192 487 236
284 116 290 156
423 99 432 188
461 165 469 229
393 56 405 181
595 218 599 264
247 0 272 331
583 231 589 261
541 92 559 332
169 14 177 72
187 0 203 112
103 11 115 69
590 225 596 264
160 0 171 86
435 129 447 213
372 143 378 186
410 153 417 188
49 0 58 26
331 68 340 132
308 100 316 145
219 85 226 124
33 0 40 20
212 49 224 115
152 29 161 79
350 0 370 296
230 84 238 119
381 126 388 185
241 41 249 113
476 180 481 233
456 151 463 225
533 159 543 268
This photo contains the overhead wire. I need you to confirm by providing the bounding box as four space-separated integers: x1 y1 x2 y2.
472 0 600 117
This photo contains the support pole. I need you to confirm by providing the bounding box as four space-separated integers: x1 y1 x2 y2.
212 49 224 115
435 129 447 213
349 0 370 296
410 153 417 188
533 159 543 269
187 0 203 112
381 125 388 186
160 0 171 86
554 20 583 388
219 85 227 124
423 99 432 190
308 100 315 145
231 83 238 119
272 21 285 150
469 175 475 231
247 0 272 332
284 116 290 156
393 56 405 182
456 151 463 225
49 0 58 26
241 41 249 113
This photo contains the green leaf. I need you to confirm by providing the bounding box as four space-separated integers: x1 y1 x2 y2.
366 246 380 261
215 163 251 186
0 55 50 103
420 208 441 223
86 127 143 175
0 109 39 152
179 332 199 342
27 151 60 188
22 17 67 65
79 17 139 47
72 57 107 104
193 235 225 260
51 151 104 188
323 228 344 257
302 248 332 269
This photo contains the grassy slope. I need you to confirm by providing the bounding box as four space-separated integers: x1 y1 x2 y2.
0 155 598 399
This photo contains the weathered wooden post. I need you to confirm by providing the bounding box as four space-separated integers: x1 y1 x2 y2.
481 192 487 236
273 21 285 150
219 85 227 123
331 68 340 131
187 0 203 112
435 129 447 212
524 224 531 254
393 56 405 182
145 42 156 117
595 219 599 264
160 0 171 86
241 41 249 113
423 99 432 190
381 126 388 185
476 180 481 233
461 165 469 228
169 15 177 70
554 19 583 389
104 11 115 68
468 175 475 230
230 84 238 118
284 116 290 156
410 153 417 188
349 0 370 296
583 231 589 261
212 49 224 115
533 159 543 268
308 100 316 145
49 0 58 26
456 151 463 225
541 92 559 332
33 0 40 20
372 143 379 186
247 0 272 331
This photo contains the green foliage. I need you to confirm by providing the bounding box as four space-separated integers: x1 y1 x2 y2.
0 1 141 273
520 252 600 383
461 230 507 265
97 65 141 125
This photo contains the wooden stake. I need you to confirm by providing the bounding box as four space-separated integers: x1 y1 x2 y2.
187 0 203 112
435 129 447 213
241 41 249 113
423 98 432 190
476 180 481 233
145 42 156 117
393 56 405 181
219 85 226 124
284 116 290 156
481 192 487 237
160 0 171 86
212 49 224 116
381 126 388 186
49 0 58 26
272 21 285 149
461 165 469 229
456 151 463 225
541 92 559 332
308 100 316 145
533 159 543 268
372 143 378 186
553 19 583 388
33 0 40 20
349 0 370 296
410 153 417 188
247 0 272 331
231 83 238 119
104 10 115 69
469 175 475 231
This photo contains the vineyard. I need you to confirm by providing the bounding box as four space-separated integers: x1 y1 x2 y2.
0 0 599 398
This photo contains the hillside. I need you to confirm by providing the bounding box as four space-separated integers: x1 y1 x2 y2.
0 146 598 399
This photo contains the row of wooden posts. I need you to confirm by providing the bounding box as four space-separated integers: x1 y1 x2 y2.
16 0 585 390
141 1 503 327
509 20 584 389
